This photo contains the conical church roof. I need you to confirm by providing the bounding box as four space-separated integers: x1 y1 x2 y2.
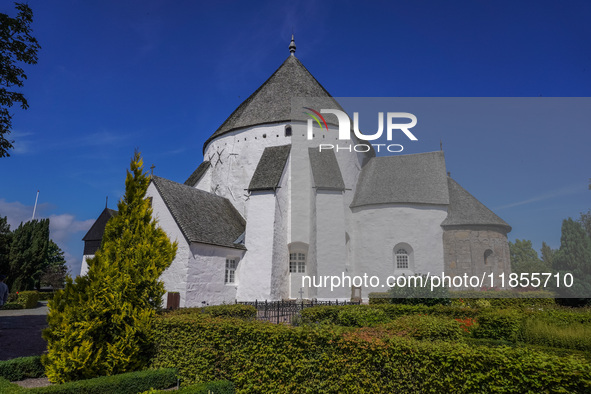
441 177 512 232
203 53 333 152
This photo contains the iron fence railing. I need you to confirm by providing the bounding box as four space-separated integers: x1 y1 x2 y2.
237 299 360 324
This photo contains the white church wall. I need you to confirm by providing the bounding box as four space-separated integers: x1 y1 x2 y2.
236 191 276 301
193 164 212 192
203 123 294 218
315 190 349 300
270 155 290 300
80 255 91 276
351 204 448 298
185 243 244 306
146 182 190 307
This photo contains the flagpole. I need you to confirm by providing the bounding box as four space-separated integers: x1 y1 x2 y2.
32 190 39 220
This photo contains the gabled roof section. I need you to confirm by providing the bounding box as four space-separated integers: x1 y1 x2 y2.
151 176 246 250
82 208 118 241
184 161 211 187
248 144 291 192
309 148 345 191
441 177 512 232
203 55 333 152
351 151 449 208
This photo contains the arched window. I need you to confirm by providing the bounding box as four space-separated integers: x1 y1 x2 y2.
393 243 414 272
484 249 493 265
285 125 292 137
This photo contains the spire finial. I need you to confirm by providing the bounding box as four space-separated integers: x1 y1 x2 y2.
289 34 296 55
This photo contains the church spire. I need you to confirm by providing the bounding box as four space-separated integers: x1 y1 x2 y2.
289 34 296 55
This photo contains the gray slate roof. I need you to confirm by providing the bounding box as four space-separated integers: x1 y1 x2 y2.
151 176 246 249
441 177 512 231
248 145 291 191
308 148 345 191
203 55 333 152
82 208 117 241
351 151 449 208
82 208 118 255
184 161 211 187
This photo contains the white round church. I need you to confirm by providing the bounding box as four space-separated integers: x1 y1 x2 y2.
81 38 512 306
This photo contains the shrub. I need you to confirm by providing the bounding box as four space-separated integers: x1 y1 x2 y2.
42 153 177 383
0 356 44 381
335 305 389 327
28 368 177 393
472 308 523 341
450 290 556 309
520 319 591 352
151 313 591 393
183 304 256 319
16 291 40 309
0 378 24 393
300 305 342 325
37 292 55 301
384 315 463 341
176 380 234 393
1 302 23 310
368 292 390 305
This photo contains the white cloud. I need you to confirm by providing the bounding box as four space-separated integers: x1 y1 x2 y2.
495 182 586 210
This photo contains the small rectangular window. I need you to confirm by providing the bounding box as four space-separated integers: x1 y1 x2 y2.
289 252 306 273
225 258 237 283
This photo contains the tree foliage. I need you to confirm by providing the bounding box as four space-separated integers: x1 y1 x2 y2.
509 239 549 274
0 216 11 276
540 241 556 269
8 218 49 291
43 152 177 383
0 2 41 157
39 240 68 289
552 218 591 303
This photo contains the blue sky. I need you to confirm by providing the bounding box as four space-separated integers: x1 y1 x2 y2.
1 0 590 275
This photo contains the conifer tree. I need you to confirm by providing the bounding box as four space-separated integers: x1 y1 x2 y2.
552 218 591 304
8 218 49 291
43 152 177 383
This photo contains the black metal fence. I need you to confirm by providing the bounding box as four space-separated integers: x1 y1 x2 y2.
237 299 361 324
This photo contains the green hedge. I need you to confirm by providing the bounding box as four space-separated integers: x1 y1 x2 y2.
0 356 45 381
16 291 40 309
301 304 481 326
27 368 177 393
164 304 256 320
151 313 591 393
384 315 463 341
1 302 23 310
0 377 24 393
472 309 523 341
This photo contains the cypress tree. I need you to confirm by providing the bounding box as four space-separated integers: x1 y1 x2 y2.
8 218 49 291
43 152 177 383
552 218 591 304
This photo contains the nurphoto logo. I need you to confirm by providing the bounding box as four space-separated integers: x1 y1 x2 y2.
304 107 418 153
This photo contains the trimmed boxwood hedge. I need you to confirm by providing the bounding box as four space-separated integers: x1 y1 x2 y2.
151 313 591 393
16 291 40 309
27 368 177 393
0 356 45 381
163 304 256 320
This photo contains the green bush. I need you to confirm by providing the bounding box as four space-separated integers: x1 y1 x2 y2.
151 313 591 393
300 305 342 324
450 290 556 309
27 368 177 393
520 319 591 352
368 292 390 305
384 315 463 341
0 356 45 381
37 292 55 301
335 305 389 327
16 291 40 309
177 380 234 393
201 304 256 319
473 308 523 341
0 377 24 393
1 302 23 310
